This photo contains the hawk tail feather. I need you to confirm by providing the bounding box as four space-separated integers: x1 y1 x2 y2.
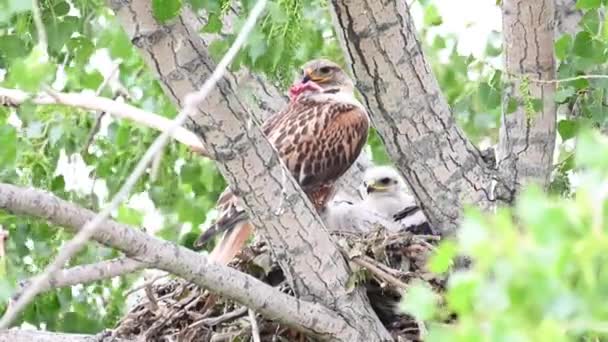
207 222 253 265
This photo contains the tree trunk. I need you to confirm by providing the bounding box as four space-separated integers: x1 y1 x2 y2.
498 0 557 196
328 0 497 235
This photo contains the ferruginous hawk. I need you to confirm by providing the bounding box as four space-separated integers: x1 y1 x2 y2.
194 59 370 265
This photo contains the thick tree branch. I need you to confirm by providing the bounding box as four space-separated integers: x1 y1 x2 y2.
14 258 145 298
0 183 356 339
498 0 556 195
0 0 268 328
0 329 131 342
0 87 208 156
328 0 496 234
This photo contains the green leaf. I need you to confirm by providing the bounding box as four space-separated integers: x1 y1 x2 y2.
116 205 144 226
478 83 501 109
203 13 222 33
554 35 572 60
581 9 600 34
573 32 594 58
506 97 519 114
400 281 438 320
424 4 443 26
429 240 456 274
53 1 71 16
554 87 575 104
576 0 601 9
0 0 32 23
6 47 56 91
0 125 17 170
557 119 579 140
152 0 182 23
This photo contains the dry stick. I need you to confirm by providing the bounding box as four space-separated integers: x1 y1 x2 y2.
0 0 268 328
82 63 122 153
0 87 209 157
248 309 261 342
13 257 145 299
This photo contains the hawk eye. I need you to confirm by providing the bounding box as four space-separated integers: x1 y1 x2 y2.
319 66 331 74
379 177 391 185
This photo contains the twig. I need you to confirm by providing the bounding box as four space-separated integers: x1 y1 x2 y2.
82 64 122 153
189 306 248 328
31 0 48 55
0 0 268 329
351 255 408 291
13 257 145 299
249 308 261 342
125 273 170 296
0 226 7 259
0 86 209 157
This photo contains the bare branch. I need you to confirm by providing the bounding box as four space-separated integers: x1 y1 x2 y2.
0 87 208 156
0 0 267 328
0 183 355 339
31 0 47 55
14 258 145 298
0 329 132 342
248 309 261 342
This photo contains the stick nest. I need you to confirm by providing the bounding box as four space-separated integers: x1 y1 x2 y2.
114 228 445 341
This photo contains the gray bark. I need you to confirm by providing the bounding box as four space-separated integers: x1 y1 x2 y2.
328 0 497 235
0 330 131 342
13 258 145 299
498 0 557 196
0 183 363 340
555 0 582 38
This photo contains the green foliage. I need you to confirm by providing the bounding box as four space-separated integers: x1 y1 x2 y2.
402 130 608 341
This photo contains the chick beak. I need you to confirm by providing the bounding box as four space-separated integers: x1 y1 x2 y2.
366 182 388 194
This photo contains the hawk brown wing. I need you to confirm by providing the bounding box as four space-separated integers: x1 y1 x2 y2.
194 93 369 264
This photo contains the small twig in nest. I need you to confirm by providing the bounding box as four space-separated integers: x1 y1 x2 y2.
351 255 408 291
125 273 169 296
248 309 261 342
188 306 248 329
145 283 159 312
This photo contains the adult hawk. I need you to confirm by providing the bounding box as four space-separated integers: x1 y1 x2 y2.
194 59 370 264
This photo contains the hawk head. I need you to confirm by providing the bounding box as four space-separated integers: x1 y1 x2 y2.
362 166 407 196
289 59 355 100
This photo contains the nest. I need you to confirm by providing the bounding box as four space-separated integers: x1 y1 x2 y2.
114 228 445 342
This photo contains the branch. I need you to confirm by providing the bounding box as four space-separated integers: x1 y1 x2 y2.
0 87 208 156
0 0 268 329
31 0 48 55
0 329 132 342
497 0 557 196
0 183 354 339
14 258 145 298
328 0 496 235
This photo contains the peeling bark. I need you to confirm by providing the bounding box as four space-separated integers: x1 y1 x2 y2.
498 0 557 195
328 0 497 235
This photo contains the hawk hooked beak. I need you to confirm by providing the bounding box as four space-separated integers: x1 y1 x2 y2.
366 181 390 194
304 68 330 84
